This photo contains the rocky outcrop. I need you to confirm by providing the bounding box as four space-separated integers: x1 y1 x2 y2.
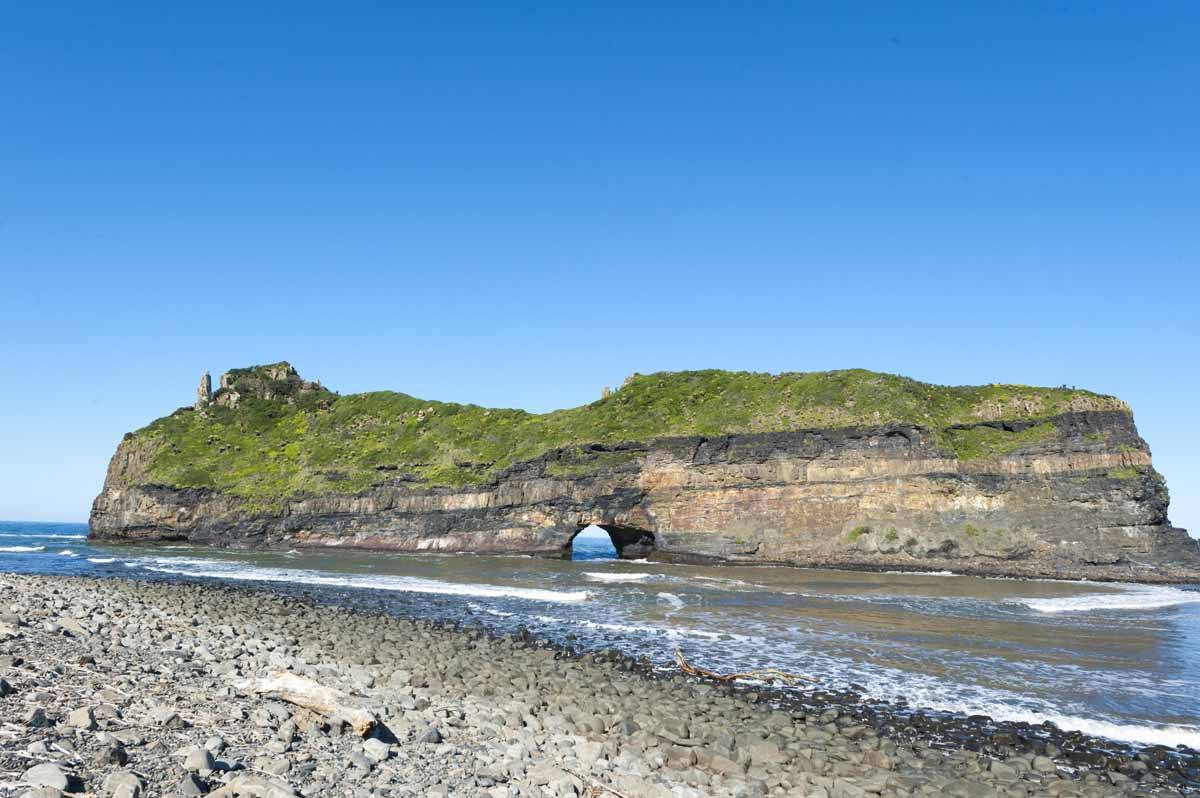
195 372 212 410
88 366 1200 581
210 363 326 410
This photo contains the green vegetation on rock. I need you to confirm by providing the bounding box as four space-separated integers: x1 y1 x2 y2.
544 449 643 478
844 525 872 544
127 363 1129 501
941 422 1060 461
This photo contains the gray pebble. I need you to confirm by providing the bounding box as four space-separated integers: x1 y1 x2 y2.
25 707 52 728
363 737 391 762
150 705 186 728
101 770 144 798
177 773 206 796
416 724 443 744
21 764 69 791
19 788 64 798
94 742 129 765
183 746 216 772
67 706 96 730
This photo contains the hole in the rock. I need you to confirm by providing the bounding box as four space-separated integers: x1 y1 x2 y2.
567 523 657 561
571 524 616 561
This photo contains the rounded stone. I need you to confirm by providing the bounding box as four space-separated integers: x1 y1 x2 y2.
21 764 69 791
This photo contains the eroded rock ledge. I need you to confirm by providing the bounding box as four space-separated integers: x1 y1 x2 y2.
89 365 1200 581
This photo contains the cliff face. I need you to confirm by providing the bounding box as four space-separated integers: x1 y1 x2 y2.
89 364 1200 581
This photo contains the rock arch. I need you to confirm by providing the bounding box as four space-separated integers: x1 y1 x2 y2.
565 523 657 560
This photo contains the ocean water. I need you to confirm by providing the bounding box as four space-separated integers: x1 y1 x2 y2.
3 520 1199 751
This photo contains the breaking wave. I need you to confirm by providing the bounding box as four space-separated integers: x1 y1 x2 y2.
584 572 652 583
468 603 515 618
1017 584 1200 614
0 545 45 553
896 682 1200 749
134 559 590 604
884 570 956 577
533 614 756 643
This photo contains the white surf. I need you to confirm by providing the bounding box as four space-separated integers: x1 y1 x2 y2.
584 572 652 583
134 558 590 604
1018 584 1200 613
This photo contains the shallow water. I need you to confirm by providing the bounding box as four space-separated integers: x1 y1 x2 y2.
3 520 1199 750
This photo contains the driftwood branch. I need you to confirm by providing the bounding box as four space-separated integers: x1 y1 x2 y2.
674 647 815 684
236 672 377 736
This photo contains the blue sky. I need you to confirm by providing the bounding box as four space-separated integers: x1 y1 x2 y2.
0 3 1197 533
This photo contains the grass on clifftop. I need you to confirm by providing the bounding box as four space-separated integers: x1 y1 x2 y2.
129 364 1128 500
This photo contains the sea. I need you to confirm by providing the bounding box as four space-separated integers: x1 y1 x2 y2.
3 520 1199 752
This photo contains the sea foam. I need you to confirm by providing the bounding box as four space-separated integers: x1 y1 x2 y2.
883 569 956 577
895 680 1200 749
656 592 686 611
531 613 756 643
0 545 46 553
794 646 1200 750
1017 584 1200 614
135 559 589 604
584 572 652 583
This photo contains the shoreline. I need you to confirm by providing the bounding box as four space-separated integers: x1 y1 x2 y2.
85 536 1200 585
1 574 1197 797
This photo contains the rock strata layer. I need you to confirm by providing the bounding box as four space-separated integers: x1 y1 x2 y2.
89 364 1200 581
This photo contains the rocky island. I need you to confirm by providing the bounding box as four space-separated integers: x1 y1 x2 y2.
89 363 1200 581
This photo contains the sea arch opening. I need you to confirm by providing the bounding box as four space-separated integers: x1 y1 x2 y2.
568 523 657 561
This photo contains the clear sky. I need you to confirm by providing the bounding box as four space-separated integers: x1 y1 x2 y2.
1 3 1197 533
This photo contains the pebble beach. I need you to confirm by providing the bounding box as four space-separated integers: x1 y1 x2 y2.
2 574 1197 798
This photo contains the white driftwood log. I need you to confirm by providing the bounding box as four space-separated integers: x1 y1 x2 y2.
236 672 377 736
